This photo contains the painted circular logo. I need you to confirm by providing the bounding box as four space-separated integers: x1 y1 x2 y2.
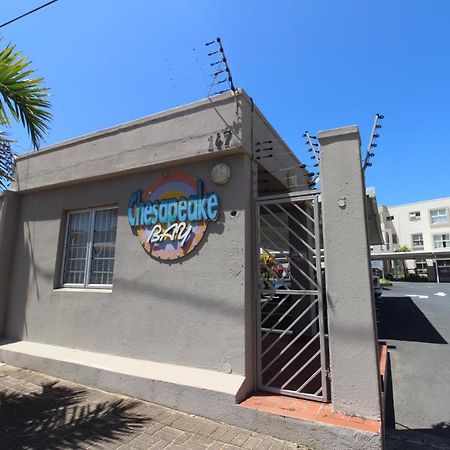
128 173 219 260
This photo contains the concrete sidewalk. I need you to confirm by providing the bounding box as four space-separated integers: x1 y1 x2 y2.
0 364 304 450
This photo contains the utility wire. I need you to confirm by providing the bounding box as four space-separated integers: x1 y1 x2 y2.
0 0 59 29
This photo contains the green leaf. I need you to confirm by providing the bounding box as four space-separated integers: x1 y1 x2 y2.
0 44 52 149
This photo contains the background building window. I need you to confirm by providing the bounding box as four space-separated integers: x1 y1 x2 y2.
411 233 424 248
409 211 421 221
437 260 450 277
62 207 118 287
430 208 448 225
434 233 450 249
415 259 428 276
392 234 398 244
386 215 394 221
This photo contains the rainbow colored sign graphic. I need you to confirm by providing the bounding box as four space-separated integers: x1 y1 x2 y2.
128 173 219 260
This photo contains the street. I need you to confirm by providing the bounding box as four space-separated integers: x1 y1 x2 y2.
377 282 450 450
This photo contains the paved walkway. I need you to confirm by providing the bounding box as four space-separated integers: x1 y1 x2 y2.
0 364 304 450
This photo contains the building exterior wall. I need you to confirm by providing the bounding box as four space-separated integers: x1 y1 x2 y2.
12 95 244 193
0 93 383 448
375 197 450 280
5 154 252 375
0 90 312 391
383 198 450 252
0 191 20 336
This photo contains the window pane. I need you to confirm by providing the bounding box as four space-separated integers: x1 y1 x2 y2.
89 208 118 285
431 208 448 224
63 211 91 285
434 234 450 249
412 233 423 247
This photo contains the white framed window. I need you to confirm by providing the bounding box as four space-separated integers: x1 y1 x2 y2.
411 233 424 248
430 208 448 225
409 211 421 221
434 233 450 249
61 207 118 288
416 259 427 273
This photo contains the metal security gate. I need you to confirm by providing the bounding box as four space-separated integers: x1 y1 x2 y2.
256 191 329 402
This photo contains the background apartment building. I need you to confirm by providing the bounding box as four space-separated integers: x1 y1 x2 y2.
375 197 450 281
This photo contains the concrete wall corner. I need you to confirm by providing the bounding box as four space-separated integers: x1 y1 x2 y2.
0 191 20 337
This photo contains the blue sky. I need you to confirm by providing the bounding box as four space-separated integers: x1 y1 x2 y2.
1 0 449 205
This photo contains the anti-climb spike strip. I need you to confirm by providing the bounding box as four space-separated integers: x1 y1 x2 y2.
363 113 384 171
206 37 236 97
0 141 15 191
303 130 321 183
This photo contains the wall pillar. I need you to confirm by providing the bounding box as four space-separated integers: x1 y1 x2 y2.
0 191 19 337
318 126 382 420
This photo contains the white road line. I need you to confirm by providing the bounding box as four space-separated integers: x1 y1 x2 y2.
409 294 429 299
434 292 447 297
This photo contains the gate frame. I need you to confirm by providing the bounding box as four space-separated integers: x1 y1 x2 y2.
255 189 329 402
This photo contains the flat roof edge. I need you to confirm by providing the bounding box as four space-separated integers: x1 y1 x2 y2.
17 90 241 162
383 197 450 209
14 146 249 194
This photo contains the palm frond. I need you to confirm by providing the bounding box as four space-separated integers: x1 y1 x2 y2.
0 44 52 149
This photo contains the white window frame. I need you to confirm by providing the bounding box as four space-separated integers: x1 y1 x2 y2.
411 233 424 248
61 206 118 289
409 211 421 221
433 233 450 249
430 208 449 225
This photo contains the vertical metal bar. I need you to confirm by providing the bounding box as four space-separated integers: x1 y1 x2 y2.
255 200 263 388
85 210 95 287
435 257 440 283
251 156 263 390
314 195 329 401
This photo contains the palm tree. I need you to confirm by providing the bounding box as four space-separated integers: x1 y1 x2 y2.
0 43 52 190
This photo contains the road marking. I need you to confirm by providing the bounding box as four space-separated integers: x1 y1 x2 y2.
409 295 429 299
434 292 447 297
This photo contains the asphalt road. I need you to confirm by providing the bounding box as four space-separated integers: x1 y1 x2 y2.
377 282 450 450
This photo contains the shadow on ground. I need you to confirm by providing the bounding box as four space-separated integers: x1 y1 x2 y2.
376 296 447 344
386 424 450 450
384 354 450 449
0 380 151 449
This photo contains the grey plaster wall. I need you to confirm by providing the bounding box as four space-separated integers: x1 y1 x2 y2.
13 90 308 198
13 93 244 193
319 126 382 420
238 95 310 194
0 191 20 337
3 90 309 395
5 153 252 377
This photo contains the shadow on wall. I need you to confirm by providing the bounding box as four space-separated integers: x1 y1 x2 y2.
376 296 447 344
0 378 150 448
